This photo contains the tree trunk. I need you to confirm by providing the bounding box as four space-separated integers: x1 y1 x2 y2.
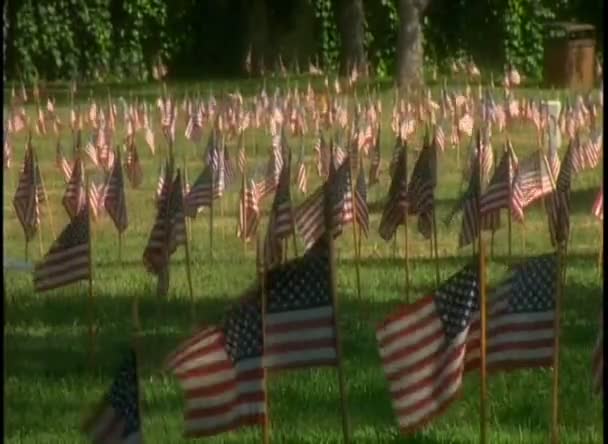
396 0 430 88
3 1 7 81
337 0 367 76
248 0 270 75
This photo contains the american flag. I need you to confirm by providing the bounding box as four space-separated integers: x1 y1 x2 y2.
389 136 404 176
407 137 437 240
62 157 87 220
264 237 337 370
263 155 294 269
479 141 518 231
333 143 346 167
143 170 187 275
376 264 479 433
237 179 260 242
56 140 73 182
184 105 204 142
34 203 90 292
256 141 284 201
185 158 224 217
434 124 445 152
445 134 481 247
465 254 557 373
574 131 602 173
295 156 352 249
223 144 237 188
13 146 40 241
592 188 603 220
378 143 407 241
458 112 474 137
313 132 329 178
85 141 100 168
88 180 106 220
82 349 141 443
511 151 554 223
237 134 247 174
155 163 169 208
368 126 381 186
124 143 143 189
547 140 574 246
354 164 369 237
296 142 308 194
104 155 128 233
165 293 265 437
592 312 603 394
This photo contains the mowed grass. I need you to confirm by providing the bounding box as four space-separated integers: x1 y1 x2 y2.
4 80 604 443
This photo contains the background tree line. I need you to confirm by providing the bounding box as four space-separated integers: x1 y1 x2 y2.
3 0 603 85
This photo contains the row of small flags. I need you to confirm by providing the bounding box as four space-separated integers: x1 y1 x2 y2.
80 238 602 442
4 75 601 168
12 119 603 289
6 109 603 442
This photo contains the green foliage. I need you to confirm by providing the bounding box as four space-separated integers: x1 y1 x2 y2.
503 0 555 79
313 0 340 71
5 0 603 81
7 0 169 82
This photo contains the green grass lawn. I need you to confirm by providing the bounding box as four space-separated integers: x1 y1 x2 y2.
4 81 604 443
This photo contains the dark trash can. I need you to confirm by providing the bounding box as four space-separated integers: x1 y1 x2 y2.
544 22 595 90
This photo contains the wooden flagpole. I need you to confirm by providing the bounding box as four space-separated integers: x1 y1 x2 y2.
551 244 564 444
324 149 352 444
477 134 489 444
241 131 248 253
288 137 299 260
85 174 96 370
507 170 513 264
115 145 123 264
402 140 410 303
256 235 271 444
33 150 56 240
598 224 603 277
432 208 440 290
180 170 196 325
209 128 215 261
183 151 193 247
349 140 362 301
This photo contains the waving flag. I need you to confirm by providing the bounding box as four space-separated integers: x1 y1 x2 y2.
184 132 225 215
56 140 73 182
376 264 479 433
479 140 518 231
237 179 260 242
263 153 294 269
379 142 407 241
354 163 369 237
124 142 143 189
82 349 141 443
13 146 40 241
143 170 187 274
34 204 90 292
407 136 437 239
511 151 554 223
368 126 382 186
62 157 87 220
295 156 352 249
264 237 337 370
104 155 128 233
465 254 557 373
165 292 265 437
546 141 574 246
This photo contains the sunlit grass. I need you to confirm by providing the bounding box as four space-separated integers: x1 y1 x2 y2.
3 82 603 443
